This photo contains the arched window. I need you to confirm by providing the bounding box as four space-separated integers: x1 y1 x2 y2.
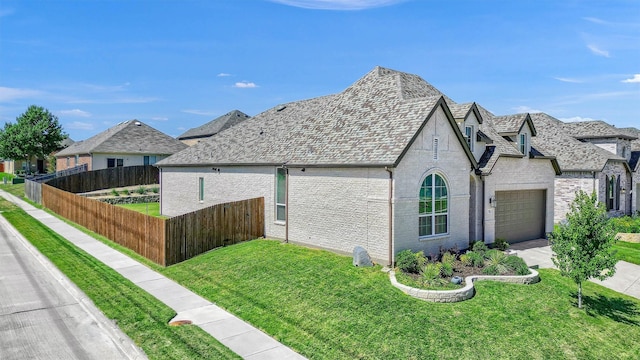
419 173 448 237
607 175 615 210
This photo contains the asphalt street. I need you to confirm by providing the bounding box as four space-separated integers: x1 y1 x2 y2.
0 216 145 360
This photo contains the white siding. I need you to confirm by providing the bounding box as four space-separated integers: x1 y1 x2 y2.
92 153 170 170
483 156 555 243
393 105 472 257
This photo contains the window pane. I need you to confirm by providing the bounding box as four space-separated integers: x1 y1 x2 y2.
419 216 432 237
198 177 204 201
435 215 447 234
116 159 123 167
276 168 286 204
276 204 286 222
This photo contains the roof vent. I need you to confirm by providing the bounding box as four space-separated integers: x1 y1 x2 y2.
134 121 141 126
276 105 286 112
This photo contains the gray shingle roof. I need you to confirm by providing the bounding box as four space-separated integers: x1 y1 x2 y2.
620 127 640 151
472 105 526 174
529 113 625 172
157 66 474 167
55 120 187 157
492 113 537 136
562 120 637 140
177 110 250 140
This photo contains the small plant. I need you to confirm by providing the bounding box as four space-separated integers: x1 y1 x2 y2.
493 238 510 251
121 189 130 196
441 252 456 266
505 255 530 275
484 249 509 275
420 263 447 287
440 261 454 277
466 251 484 268
136 186 146 195
151 187 159 193
111 188 119 197
472 241 488 255
396 250 421 274
459 253 471 266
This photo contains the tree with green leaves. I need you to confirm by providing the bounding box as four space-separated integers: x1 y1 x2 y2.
549 190 618 308
0 105 66 174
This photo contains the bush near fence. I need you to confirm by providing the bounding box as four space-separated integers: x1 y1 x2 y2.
41 183 264 266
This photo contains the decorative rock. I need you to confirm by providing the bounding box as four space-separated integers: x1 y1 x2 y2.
352 246 373 267
451 276 462 285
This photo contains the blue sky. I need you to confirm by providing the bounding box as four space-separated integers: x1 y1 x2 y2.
1 0 638 141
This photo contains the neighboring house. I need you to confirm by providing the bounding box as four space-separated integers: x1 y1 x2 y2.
55 120 187 171
528 114 632 221
620 127 640 213
157 66 559 264
177 110 250 146
4 136 75 174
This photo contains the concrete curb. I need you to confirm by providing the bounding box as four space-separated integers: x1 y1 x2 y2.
389 269 540 303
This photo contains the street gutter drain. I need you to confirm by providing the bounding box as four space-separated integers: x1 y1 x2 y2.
169 320 192 326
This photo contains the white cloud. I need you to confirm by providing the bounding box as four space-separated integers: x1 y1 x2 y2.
513 106 543 114
58 109 91 117
587 44 610 57
559 116 595 123
67 96 158 104
622 74 640 83
150 116 169 121
66 121 94 130
233 81 258 88
217 73 232 77
182 109 218 116
583 17 607 25
269 0 406 10
0 86 42 102
553 77 583 83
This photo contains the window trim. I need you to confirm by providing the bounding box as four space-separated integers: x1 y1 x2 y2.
198 177 204 202
275 167 287 223
519 133 527 155
418 172 449 238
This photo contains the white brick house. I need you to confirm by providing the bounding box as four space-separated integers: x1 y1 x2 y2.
156 67 559 264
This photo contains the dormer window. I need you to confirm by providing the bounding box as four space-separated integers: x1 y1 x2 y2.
622 146 627 158
465 125 474 152
519 133 528 155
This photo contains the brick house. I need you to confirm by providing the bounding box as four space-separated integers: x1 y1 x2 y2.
528 114 633 222
177 110 250 146
55 120 187 171
156 67 559 264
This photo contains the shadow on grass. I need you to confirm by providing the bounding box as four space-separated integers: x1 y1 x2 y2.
580 293 639 326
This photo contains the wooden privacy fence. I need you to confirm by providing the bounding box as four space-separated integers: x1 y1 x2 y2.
41 183 264 266
47 165 159 193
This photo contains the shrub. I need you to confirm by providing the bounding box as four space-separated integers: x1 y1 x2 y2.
396 250 426 274
466 251 484 268
484 250 509 275
472 241 488 255
136 186 146 195
441 252 456 266
459 253 472 267
493 238 510 251
121 189 130 196
609 216 640 233
151 187 159 193
505 255 530 275
111 189 119 197
440 261 454 277
482 264 501 275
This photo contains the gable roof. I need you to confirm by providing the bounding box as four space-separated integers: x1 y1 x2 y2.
529 113 626 172
492 113 537 136
56 120 187 157
177 110 250 140
620 127 640 151
157 66 476 168
562 120 636 140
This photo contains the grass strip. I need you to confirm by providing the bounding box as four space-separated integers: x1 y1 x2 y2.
0 198 239 360
613 241 640 265
115 202 166 218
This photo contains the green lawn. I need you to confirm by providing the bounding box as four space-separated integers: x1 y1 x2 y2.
158 240 640 359
116 202 166 218
0 198 239 360
614 241 640 265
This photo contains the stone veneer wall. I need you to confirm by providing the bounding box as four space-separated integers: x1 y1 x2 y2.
554 172 598 223
388 269 540 303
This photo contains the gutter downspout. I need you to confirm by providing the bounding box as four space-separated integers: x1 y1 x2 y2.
285 166 289 243
385 166 393 267
480 174 486 243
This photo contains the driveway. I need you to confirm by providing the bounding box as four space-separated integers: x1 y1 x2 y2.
512 239 640 300
0 216 145 359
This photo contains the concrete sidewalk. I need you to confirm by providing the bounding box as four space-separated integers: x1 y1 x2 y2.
0 190 306 360
512 240 640 300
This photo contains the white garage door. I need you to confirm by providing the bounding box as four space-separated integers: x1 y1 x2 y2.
495 190 546 243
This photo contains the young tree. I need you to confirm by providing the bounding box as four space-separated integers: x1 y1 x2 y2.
549 190 618 308
0 105 66 174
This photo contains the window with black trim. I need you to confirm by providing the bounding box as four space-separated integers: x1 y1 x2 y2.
419 173 448 237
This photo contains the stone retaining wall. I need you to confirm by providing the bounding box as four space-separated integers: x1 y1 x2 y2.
617 233 640 243
96 195 160 205
389 269 540 303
